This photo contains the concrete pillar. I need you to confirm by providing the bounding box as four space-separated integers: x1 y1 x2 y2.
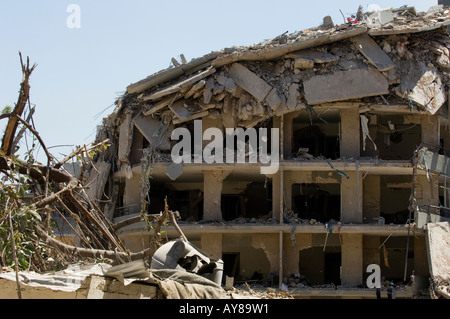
271 172 281 219
124 173 141 215
340 107 360 158
363 175 380 223
421 114 439 150
203 170 224 221
341 171 363 223
283 112 300 158
283 172 292 215
341 233 363 287
363 236 380 282
201 233 223 261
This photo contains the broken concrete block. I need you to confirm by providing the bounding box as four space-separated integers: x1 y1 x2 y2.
265 87 282 110
294 58 314 70
322 16 334 29
169 100 191 120
143 95 179 116
213 84 224 95
215 72 228 86
203 88 213 104
145 67 216 101
118 112 133 163
287 50 338 64
228 63 273 102
275 94 305 116
350 34 395 72
287 84 301 109
203 78 215 104
224 78 237 95
85 161 111 201
379 8 394 25
133 115 172 151
395 62 446 114
165 162 183 181
184 80 206 99
303 68 389 105
432 43 450 69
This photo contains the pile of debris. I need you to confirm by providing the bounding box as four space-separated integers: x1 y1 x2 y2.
94 4 450 182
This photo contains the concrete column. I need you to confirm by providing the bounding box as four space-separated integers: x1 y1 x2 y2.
341 233 363 287
201 233 223 261
363 236 380 282
340 107 360 158
341 171 363 223
284 112 300 158
124 173 141 215
271 172 281 219
283 172 292 215
421 114 440 150
203 170 224 221
363 175 380 223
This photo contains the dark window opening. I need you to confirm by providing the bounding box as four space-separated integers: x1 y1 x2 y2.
293 125 340 159
299 245 341 286
380 176 410 224
292 183 340 223
324 252 342 286
292 111 340 160
221 181 272 222
222 195 242 221
362 115 421 160
222 253 240 284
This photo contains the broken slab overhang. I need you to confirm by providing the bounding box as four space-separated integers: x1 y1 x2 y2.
303 67 389 105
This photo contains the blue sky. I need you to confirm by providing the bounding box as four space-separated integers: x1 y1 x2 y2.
0 0 440 161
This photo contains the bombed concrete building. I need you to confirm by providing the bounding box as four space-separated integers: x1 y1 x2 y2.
82 5 450 298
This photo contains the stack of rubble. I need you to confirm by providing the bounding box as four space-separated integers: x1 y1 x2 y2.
95 4 450 174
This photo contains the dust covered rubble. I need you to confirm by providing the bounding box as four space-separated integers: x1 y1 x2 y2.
91 4 450 197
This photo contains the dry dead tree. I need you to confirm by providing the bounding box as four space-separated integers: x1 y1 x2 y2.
0 53 184 273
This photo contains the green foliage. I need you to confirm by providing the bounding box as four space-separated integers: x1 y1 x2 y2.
1 105 12 115
0 151 46 271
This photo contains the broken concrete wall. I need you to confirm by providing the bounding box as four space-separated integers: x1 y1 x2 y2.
222 234 273 281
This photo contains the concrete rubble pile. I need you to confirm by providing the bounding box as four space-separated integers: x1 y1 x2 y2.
93 4 450 177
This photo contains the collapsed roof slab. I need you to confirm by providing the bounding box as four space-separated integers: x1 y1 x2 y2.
350 33 395 72
212 27 368 67
127 52 221 94
303 68 389 105
143 67 216 102
227 63 273 102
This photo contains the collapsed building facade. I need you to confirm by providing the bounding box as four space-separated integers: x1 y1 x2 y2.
73 5 450 298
